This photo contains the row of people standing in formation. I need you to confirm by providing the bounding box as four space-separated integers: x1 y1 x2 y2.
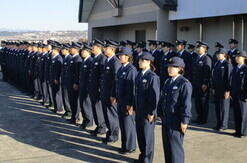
0 37 246 163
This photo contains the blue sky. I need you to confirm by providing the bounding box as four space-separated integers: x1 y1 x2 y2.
0 0 88 31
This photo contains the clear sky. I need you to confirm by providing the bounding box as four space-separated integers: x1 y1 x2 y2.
0 0 88 31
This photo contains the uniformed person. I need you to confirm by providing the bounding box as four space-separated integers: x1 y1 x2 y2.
175 40 192 80
79 44 94 129
133 42 146 71
230 50 247 138
160 42 176 89
49 44 63 113
116 47 137 155
60 43 72 118
191 41 212 125
89 39 107 136
228 39 239 67
134 52 160 163
187 44 198 81
67 42 82 124
101 39 121 144
44 40 53 107
158 57 192 163
212 48 232 131
148 40 161 76
212 42 224 67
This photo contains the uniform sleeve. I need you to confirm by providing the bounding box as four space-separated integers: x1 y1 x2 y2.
55 60 62 81
180 81 192 124
74 58 82 85
148 75 160 115
202 57 212 86
111 60 121 98
225 63 233 92
126 68 137 106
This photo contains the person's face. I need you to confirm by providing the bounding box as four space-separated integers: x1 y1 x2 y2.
47 45 52 51
137 47 142 53
70 48 78 55
91 45 101 55
52 49 58 56
81 49 91 58
149 44 156 51
104 47 115 57
176 44 184 52
42 47 48 53
138 59 150 69
229 43 237 49
32 46 37 51
168 66 181 77
197 46 206 55
235 56 245 64
162 46 170 53
215 47 219 52
38 47 42 53
119 54 129 64
27 46 32 51
216 53 225 60
188 48 194 53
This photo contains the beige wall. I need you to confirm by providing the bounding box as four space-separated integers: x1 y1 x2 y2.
90 22 156 42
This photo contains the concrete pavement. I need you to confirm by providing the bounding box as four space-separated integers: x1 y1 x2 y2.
0 73 246 163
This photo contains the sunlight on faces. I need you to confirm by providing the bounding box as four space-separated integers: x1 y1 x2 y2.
197 46 206 55
81 49 91 58
216 53 226 60
235 55 245 64
38 47 42 53
61 49 69 55
91 45 101 55
119 54 129 64
32 46 37 51
104 46 115 57
52 48 59 56
47 44 52 51
42 47 48 53
70 48 78 55
27 46 32 51
168 66 182 77
139 59 151 69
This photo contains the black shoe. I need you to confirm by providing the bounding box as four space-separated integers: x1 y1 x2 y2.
102 138 116 144
118 148 126 154
231 132 241 138
51 109 57 113
213 127 220 131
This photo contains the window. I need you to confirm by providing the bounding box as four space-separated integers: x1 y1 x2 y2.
135 30 146 43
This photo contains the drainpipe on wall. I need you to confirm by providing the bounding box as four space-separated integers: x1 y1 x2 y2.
199 19 203 41
241 16 244 50
232 16 235 39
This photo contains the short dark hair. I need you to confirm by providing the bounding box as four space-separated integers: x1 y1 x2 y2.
178 68 184 74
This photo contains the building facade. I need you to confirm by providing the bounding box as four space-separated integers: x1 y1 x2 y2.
79 0 247 53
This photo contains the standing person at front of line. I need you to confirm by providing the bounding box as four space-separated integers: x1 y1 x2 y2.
231 51 247 138
101 39 121 144
191 41 212 125
212 48 232 131
116 47 137 155
134 52 160 163
79 44 94 129
158 57 192 163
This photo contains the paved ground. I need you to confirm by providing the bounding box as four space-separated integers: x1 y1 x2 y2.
0 72 246 163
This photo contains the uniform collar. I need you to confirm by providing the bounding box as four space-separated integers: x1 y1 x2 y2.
73 54 79 58
107 54 115 62
83 55 90 62
142 68 150 75
123 62 129 67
